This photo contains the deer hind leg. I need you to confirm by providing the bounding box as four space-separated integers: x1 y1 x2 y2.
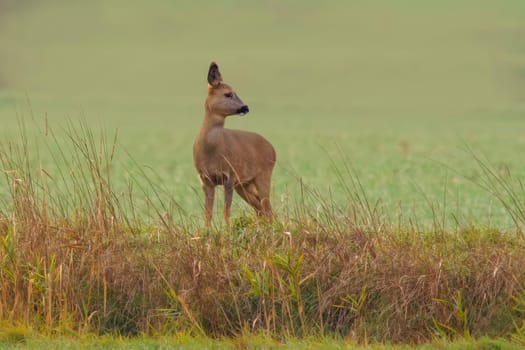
235 174 273 222
254 171 273 221
235 181 264 215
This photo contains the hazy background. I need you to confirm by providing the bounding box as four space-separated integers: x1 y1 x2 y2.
0 0 524 227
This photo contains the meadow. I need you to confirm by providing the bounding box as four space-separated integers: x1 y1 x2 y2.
1 0 524 228
1 0 525 348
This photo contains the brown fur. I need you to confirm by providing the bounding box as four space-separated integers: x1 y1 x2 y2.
193 62 276 226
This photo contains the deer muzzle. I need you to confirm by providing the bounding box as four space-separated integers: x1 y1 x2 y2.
237 105 249 116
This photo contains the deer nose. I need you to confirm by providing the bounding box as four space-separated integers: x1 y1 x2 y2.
237 105 249 115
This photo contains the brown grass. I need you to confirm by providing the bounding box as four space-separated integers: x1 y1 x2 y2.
0 122 524 344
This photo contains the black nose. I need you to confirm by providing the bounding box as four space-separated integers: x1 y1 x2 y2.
237 105 249 115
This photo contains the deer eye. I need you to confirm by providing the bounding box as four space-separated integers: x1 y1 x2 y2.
224 92 233 98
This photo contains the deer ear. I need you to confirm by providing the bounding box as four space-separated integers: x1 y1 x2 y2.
207 62 223 87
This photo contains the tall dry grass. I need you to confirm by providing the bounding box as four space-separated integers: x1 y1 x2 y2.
0 121 524 344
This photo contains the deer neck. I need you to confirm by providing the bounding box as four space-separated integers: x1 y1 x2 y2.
198 112 226 151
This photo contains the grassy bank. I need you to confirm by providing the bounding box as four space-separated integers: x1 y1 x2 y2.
0 124 524 347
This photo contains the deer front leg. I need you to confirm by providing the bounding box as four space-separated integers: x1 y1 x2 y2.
224 180 234 226
203 184 215 227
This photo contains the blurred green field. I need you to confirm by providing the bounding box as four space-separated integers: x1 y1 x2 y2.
0 0 524 228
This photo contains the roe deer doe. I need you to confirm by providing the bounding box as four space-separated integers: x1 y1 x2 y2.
193 62 276 226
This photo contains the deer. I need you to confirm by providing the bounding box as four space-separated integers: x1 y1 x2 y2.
193 62 276 226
